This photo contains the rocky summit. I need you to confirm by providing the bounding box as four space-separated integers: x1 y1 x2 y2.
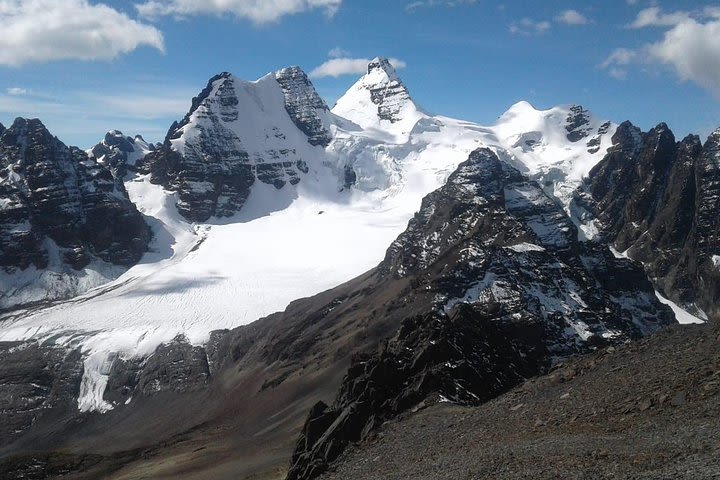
0 118 151 309
575 121 720 320
88 130 158 179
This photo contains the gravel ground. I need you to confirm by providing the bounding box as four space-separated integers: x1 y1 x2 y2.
320 323 720 480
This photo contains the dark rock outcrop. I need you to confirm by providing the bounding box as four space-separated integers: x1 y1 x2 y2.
275 67 332 147
314 323 720 480
579 121 720 320
565 105 592 143
0 118 151 273
0 341 83 445
103 337 212 407
287 148 674 480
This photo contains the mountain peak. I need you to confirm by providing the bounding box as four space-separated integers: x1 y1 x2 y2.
367 57 399 80
275 65 309 79
332 57 418 130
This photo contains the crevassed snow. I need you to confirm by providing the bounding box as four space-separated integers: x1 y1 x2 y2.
0 65 620 412
654 291 706 325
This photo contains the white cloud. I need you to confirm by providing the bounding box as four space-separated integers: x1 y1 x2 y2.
509 18 551 35
601 48 637 67
646 10 720 97
0 0 164 67
600 48 639 80
83 93 192 120
556 9 588 26
604 8 720 97
136 0 342 24
629 7 690 28
6 87 27 96
405 0 478 13
309 57 407 79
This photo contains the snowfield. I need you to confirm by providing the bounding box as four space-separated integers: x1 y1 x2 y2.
1 58 667 412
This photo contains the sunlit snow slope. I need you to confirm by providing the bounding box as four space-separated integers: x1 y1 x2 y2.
0 58 622 411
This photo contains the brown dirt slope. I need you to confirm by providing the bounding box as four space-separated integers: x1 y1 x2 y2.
319 323 720 480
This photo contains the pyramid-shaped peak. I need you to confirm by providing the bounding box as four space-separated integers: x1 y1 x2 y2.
368 57 399 78
332 57 419 130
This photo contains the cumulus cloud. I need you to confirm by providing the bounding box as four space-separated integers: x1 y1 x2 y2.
405 0 478 13
556 9 589 26
309 57 407 79
0 0 164 67
602 8 720 97
136 0 342 24
645 10 720 97
509 18 551 35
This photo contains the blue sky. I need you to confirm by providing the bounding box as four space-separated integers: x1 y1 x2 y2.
1 0 719 148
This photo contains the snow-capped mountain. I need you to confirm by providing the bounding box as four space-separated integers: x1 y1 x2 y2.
0 57 707 426
0 57 717 479
0 119 151 311
140 68 333 222
333 57 421 134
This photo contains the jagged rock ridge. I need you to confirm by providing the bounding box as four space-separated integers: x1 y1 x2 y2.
577 121 720 320
88 130 158 179
0 118 150 277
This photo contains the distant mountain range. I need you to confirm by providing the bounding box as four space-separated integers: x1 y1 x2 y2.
0 57 717 479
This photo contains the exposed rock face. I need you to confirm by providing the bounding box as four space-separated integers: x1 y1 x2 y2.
103 337 212 406
88 130 157 178
275 66 332 147
365 57 413 123
0 341 83 445
141 68 330 222
565 105 592 142
287 149 674 480
579 121 720 320
0 335 220 443
564 105 612 154
0 118 150 273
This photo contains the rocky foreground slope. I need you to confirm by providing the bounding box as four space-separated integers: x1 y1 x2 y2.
316 322 720 480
